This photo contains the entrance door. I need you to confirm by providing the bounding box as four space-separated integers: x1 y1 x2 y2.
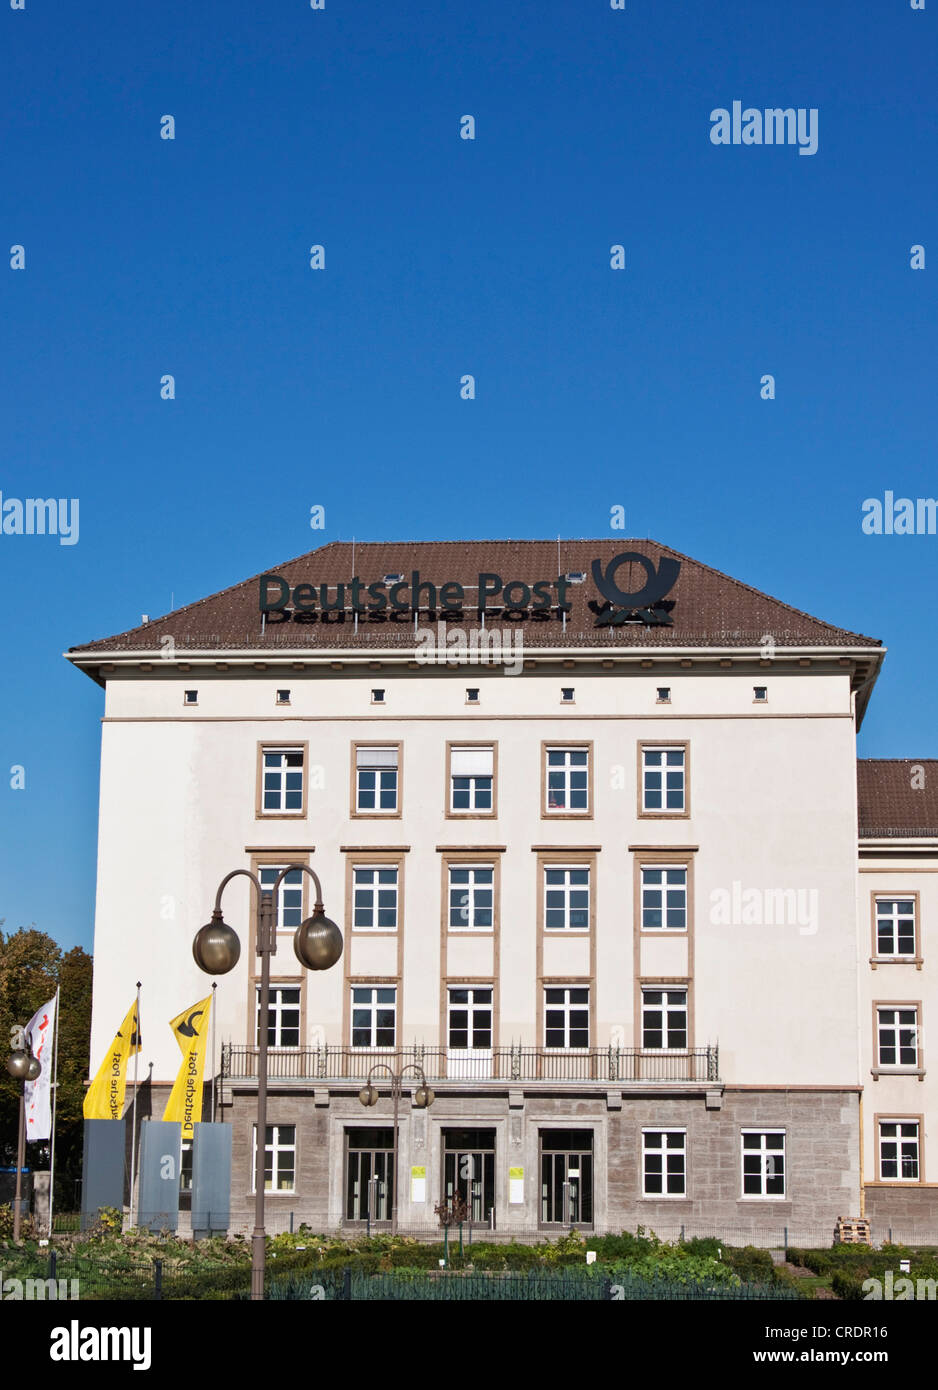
345 1129 394 1222
442 1128 496 1223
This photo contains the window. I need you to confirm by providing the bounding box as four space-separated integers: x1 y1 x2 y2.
184 689 198 705
261 747 304 814
641 866 687 930
641 746 686 813
753 686 767 702
447 988 493 1050
561 688 575 703
642 989 687 1050
877 1006 919 1069
643 1130 686 1196
252 1124 296 1193
256 985 301 1048
179 1140 193 1192
544 987 590 1049
540 1130 593 1224
656 687 671 703
875 899 916 958
448 865 494 931
346 1129 394 1222
371 688 385 704
741 1130 785 1197
545 747 589 813
257 865 304 931
355 746 399 813
276 689 291 705
879 1120 920 1181
353 866 399 931
449 746 494 813
351 986 397 1048
544 867 590 931
466 688 479 704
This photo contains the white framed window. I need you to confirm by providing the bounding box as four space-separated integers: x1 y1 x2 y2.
641 989 687 1050
641 866 687 930
450 747 494 812
371 688 385 704
466 688 480 704
643 1129 686 1196
561 687 575 703
544 987 590 1049
448 865 494 931
353 866 399 931
877 1007 919 1069
276 688 291 705
355 746 399 812
258 865 304 932
545 747 589 813
656 687 671 703
544 867 590 931
184 689 198 705
642 746 685 813
251 1123 296 1193
753 686 767 702
878 1120 920 1182
262 748 304 814
351 986 397 1048
741 1130 785 1198
875 899 916 957
447 987 493 1050
256 985 301 1048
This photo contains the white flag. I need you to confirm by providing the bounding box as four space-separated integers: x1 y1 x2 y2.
24 995 57 1142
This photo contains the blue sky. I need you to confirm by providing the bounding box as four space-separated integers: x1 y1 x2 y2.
1 0 935 952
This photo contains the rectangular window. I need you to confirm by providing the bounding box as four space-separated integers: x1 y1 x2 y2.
540 1130 593 1225
448 865 494 931
256 985 301 1048
544 867 590 931
544 987 590 1049
641 866 687 930
741 1130 785 1198
656 687 671 703
447 987 493 1050
643 1130 687 1196
875 899 916 958
184 689 198 705
355 746 399 813
877 1007 919 1068
641 989 687 1050
345 1129 394 1222
261 748 304 814
642 746 686 813
276 689 291 705
353 866 399 931
351 986 397 1048
753 686 767 702
258 865 304 931
545 747 589 813
251 1124 296 1193
449 746 494 813
879 1120 920 1181
561 688 575 703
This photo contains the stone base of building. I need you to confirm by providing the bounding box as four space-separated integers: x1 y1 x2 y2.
863 1184 938 1243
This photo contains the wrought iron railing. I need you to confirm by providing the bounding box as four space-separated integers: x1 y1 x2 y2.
221 1044 719 1084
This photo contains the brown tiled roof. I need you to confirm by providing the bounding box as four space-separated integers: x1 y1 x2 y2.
858 760 938 838
69 538 881 656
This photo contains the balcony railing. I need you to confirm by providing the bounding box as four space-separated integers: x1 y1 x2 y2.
221 1044 719 1084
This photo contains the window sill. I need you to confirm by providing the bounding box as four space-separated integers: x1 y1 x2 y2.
871 1068 925 1080
870 957 923 970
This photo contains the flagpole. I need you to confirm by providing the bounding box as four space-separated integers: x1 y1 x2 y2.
211 982 217 1122
128 982 141 1228
48 985 61 1237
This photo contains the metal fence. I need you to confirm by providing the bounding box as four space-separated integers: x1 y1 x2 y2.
222 1043 719 1083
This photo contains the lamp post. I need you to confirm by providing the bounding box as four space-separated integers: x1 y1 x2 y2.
358 1062 434 1233
6 1027 42 1242
192 864 342 1301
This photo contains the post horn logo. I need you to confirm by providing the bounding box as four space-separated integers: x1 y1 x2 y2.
589 552 681 627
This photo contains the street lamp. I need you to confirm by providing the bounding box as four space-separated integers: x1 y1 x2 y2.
6 1030 42 1242
358 1062 434 1233
192 864 342 1301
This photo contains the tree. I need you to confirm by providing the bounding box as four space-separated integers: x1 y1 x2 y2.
0 924 93 1208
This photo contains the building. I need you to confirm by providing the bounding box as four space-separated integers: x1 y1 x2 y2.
67 540 937 1241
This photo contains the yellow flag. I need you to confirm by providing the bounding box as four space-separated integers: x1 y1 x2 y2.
161 995 212 1140
83 999 142 1120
